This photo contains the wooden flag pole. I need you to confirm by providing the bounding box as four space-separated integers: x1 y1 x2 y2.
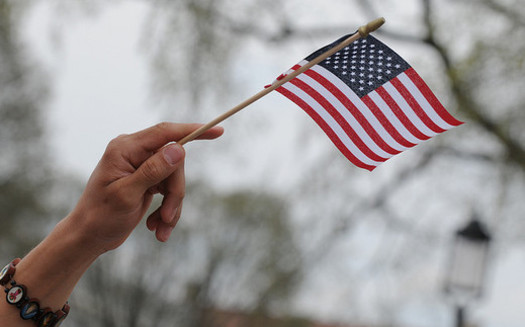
178 17 385 145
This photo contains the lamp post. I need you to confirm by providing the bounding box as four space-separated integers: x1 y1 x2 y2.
443 216 492 327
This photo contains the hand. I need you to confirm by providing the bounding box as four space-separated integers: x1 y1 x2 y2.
68 122 223 255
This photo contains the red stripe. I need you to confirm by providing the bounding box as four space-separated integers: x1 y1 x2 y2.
404 68 464 126
390 77 447 134
360 96 417 148
289 78 388 163
303 69 401 156
276 86 376 171
376 86 431 141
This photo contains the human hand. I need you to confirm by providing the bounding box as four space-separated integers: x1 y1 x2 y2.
68 122 223 256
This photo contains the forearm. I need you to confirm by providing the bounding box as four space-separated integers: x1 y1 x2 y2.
0 212 98 326
0 123 223 326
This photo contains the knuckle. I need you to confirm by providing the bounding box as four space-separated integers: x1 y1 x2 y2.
140 159 164 183
174 188 186 200
105 134 129 153
154 122 170 133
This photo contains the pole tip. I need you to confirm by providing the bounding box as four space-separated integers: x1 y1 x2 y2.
358 17 386 38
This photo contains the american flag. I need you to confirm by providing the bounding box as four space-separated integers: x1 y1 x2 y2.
272 34 463 171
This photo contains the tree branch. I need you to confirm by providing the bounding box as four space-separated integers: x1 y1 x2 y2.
421 0 525 171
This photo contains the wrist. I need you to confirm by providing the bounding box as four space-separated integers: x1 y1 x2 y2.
61 208 105 259
64 203 120 258
13 216 98 311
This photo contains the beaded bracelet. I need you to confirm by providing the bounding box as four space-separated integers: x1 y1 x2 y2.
2 259 70 327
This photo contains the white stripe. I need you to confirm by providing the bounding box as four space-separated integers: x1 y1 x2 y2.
383 82 438 137
281 83 382 167
308 65 410 152
368 91 425 144
397 73 455 130
295 73 393 160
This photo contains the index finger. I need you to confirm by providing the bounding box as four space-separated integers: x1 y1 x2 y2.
128 122 224 153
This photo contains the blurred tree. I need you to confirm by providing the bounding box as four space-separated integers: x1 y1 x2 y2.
139 0 289 117
69 183 301 327
0 0 75 259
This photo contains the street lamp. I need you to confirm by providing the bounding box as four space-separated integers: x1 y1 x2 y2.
443 216 492 327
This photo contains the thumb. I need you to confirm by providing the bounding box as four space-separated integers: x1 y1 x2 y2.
129 143 185 191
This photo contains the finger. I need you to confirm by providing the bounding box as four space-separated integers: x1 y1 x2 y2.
124 143 185 193
146 207 161 231
123 123 223 170
128 122 224 154
156 205 182 242
159 161 185 224
156 224 174 243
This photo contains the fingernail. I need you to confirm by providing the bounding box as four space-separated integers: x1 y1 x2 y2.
159 227 174 242
168 206 179 224
163 144 184 166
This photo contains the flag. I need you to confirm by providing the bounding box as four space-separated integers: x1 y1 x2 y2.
271 34 463 171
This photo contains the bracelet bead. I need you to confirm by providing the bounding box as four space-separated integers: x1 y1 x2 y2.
0 258 19 286
2 259 70 327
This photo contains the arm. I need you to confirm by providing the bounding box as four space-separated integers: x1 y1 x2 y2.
0 122 223 326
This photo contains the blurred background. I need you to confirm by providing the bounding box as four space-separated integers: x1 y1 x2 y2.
1 0 524 326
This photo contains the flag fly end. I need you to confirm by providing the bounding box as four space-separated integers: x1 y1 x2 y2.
358 17 386 38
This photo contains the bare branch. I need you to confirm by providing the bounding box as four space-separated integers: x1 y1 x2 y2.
421 0 525 172
480 0 525 26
